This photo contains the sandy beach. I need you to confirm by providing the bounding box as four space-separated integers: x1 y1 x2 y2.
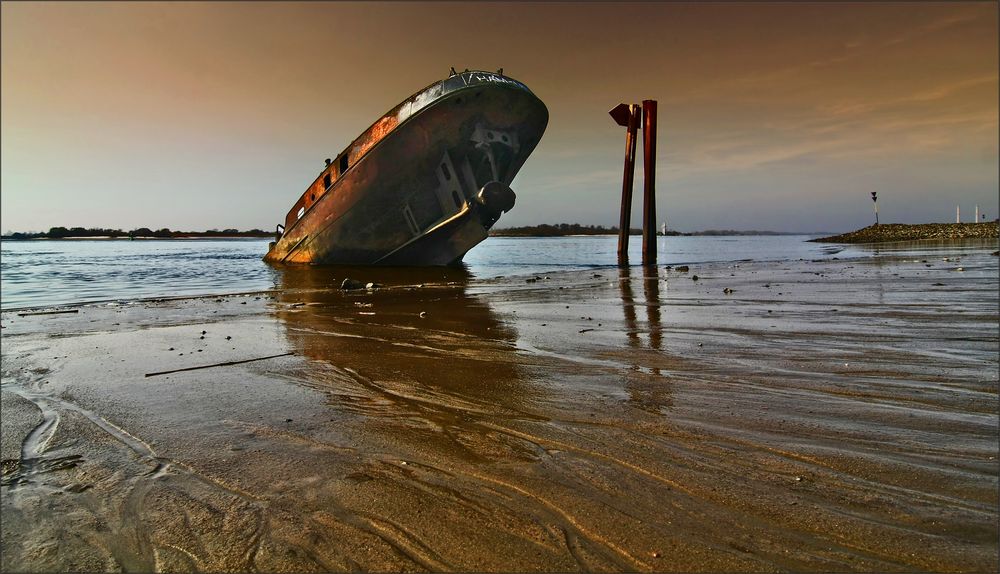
2 244 997 572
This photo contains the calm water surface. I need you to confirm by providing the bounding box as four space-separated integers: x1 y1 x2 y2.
1 235 989 309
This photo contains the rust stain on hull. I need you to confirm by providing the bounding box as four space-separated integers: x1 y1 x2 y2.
264 70 548 266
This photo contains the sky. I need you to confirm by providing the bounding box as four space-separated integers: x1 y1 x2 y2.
2 1 997 234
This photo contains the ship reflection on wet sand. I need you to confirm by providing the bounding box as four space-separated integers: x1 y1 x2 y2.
270 266 543 448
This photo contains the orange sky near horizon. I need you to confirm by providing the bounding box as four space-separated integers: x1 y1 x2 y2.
2 1 997 233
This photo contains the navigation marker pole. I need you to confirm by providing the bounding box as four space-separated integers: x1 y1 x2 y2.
871 191 878 225
609 103 641 265
610 99 659 267
641 100 658 266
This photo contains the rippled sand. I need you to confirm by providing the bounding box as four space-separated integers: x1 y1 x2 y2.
2 245 997 572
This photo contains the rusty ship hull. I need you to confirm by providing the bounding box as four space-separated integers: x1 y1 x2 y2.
263 71 548 266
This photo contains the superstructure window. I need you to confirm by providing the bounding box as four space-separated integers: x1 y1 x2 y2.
339 154 349 175
324 173 331 189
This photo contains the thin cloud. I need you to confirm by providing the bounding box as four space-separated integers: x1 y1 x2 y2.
883 10 983 46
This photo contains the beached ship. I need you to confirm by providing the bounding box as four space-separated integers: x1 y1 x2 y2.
263 69 548 266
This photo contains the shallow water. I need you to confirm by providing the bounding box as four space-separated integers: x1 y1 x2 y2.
0 235 891 310
1 241 997 571
0 239 279 310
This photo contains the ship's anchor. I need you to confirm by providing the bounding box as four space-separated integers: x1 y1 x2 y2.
476 181 516 224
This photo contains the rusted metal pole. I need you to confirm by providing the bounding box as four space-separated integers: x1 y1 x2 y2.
619 106 640 263
610 104 641 264
641 100 657 265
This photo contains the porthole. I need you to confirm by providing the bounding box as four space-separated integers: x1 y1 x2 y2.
501 135 508 143
487 132 494 140
452 190 462 208
310 193 315 201
441 162 452 181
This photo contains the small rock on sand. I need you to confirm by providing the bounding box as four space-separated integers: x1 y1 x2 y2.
341 278 366 290
675 265 690 272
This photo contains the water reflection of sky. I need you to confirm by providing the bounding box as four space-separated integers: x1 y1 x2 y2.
463 235 860 276
2 236 994 309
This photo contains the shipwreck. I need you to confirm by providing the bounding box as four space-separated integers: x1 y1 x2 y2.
264 69 548 266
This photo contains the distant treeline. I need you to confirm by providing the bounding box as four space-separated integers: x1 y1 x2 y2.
2 227 273 240
491 224 663 237
490 223 802 237
684 229 805 236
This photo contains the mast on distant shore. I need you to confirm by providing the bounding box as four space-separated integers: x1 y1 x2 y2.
956 204 961 223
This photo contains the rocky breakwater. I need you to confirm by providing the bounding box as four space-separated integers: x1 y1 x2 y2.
813 222 999 243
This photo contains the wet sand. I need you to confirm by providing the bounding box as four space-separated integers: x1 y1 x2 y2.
2 244 997 572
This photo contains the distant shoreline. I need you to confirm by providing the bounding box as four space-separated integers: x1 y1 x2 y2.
15 223 995 243
1 235 272 241
490 224 823 237
2 231 829 241
5 225 827 241
812 222 999 243
1 227 273 240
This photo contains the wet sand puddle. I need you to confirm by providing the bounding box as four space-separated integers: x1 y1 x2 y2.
1 248 997 572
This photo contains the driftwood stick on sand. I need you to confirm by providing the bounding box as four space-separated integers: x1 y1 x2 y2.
145 352 294 378
16 309 80 317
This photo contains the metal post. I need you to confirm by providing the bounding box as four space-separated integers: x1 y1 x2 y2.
611 104 640 264
641 100 657 265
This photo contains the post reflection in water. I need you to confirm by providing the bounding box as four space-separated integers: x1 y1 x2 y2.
618 266 672 411
617 266 665 356
268 265 539 464
618 267 640 348
643 268 662 352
